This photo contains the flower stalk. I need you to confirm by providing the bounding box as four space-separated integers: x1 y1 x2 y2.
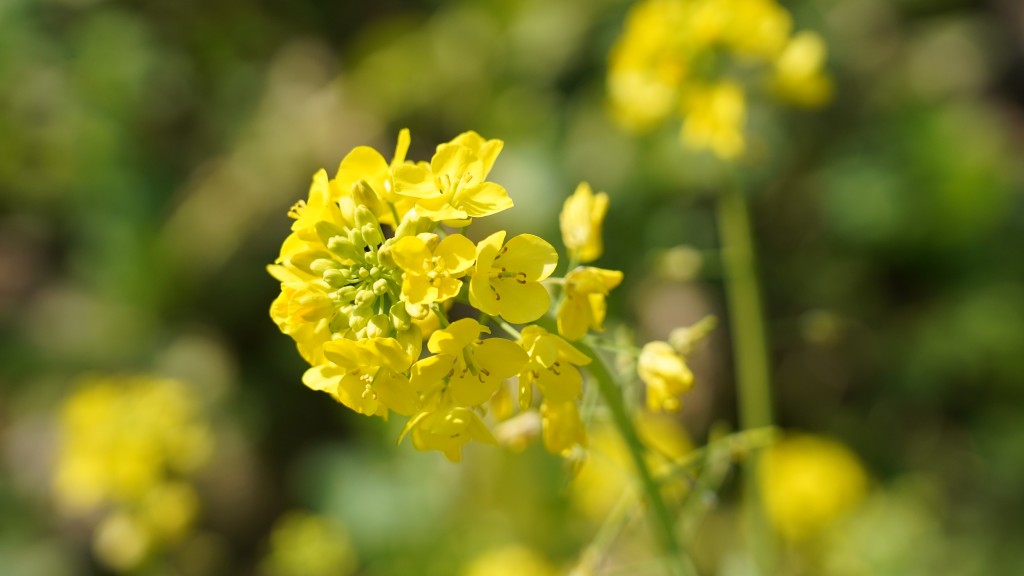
575 339 694 576
716 181 776 572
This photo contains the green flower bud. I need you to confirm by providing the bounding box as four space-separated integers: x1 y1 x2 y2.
354 288 376 307
327 236 362 262
365 314 390 339
372 278 390 295
390 302 412 332
323 268 353 288
309 258 338 275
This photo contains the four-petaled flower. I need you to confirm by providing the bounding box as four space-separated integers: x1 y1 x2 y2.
304 337 419 417
393 131 512 226
518 325 591 409
411 318 527 407
391 233 476 306
470 232 558 324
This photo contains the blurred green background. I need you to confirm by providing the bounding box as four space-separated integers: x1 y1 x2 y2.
1 0 1023 574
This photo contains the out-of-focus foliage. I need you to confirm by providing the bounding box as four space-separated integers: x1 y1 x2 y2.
1 0 1023 574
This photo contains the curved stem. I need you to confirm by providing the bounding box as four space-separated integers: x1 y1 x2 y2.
575 339 694 576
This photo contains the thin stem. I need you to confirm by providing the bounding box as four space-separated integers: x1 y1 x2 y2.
575 339 694 576
715 180 776 571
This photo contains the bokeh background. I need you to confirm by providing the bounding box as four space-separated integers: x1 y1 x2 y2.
2 0 1023 574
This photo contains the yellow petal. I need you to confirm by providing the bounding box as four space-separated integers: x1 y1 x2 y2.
494 279 551 324
436 234 477 274
393 162 439 199
495 234 558 282
454 182 513 218
391 236 432 274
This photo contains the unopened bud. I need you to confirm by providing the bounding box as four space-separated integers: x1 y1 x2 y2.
365 314 390 339
372 278 390 295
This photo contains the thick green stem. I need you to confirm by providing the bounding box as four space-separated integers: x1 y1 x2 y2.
575 339 693 576
715 182 776 571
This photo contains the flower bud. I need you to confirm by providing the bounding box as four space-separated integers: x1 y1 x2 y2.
355 288 376 307
365 314 390 339
390 302 412 331
327 236 362 262
372 278 390 296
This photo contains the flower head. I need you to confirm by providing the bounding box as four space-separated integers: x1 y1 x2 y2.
391 233 476 306
411 318 527 408
519 325 591 408
305 337 419 417
557 266 623 341
469 232 558 324
393 131 512 226
560 182 609 264
403 407 497 463
637 341 694 412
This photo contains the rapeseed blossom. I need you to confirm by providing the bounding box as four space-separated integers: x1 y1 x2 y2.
269 129 630 460
608 0 832 158
760 434 869 541
53 375 211 571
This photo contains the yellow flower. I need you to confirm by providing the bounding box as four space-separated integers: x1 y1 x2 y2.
289 169 351 240
540 399 587 456
760 434 869 541
403 406 497 462
392 131 512 225
637 341 694 412
462 544 557 576
560 182 609 264
331 129 411 226
304 337 419 417
391 233 476 306
681 81 747 159
557 266 623 341
606 0 687 131
54 375 211 571
772 31 833 108
469 231 558 324
724 0 792 59
519 325 591 408
262 511 357 576
54 376 210 511
411 318 527 407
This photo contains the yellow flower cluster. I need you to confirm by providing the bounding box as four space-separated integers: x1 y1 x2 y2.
608 0 832 159
53 375 211 571
269 131 626 461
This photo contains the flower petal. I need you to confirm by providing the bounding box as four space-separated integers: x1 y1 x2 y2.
495 234 558 281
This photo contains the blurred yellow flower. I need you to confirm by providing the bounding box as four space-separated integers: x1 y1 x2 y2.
608 0 831 158
462 544 557 576
760 434 869 541
557 266 623 341
53 375 211 571
261 511 357 576
772 31 833 108
469 231 558 324
540 399 587 456
560 182 609 264
681 82 747 159
637 341 694 412
404 406 497 462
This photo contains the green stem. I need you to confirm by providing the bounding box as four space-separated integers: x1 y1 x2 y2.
575 339 694 576
715 181 776 571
